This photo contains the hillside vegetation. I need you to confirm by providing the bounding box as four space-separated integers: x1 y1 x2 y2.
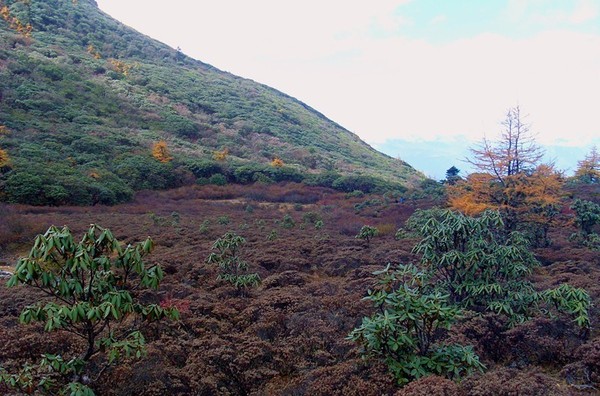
0 0 422 206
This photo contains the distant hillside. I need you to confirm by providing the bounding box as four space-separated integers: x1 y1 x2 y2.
0 0 423 205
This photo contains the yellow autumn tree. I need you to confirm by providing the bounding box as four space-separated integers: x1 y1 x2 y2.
449 107 562 244
109 59 133 76
87 44 102 59
152 141 173 163
213 148 229 162
0 3 32 37
447 173 495 216
0 147 10 168
270 157 284 167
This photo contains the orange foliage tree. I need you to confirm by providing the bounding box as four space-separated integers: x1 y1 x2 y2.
449 107 562 244
213 148 229 162
0 2 32 37
152 141 173 163
87 44 102 59
109 59 133 76
0 125 9 168
0 147 9 168
270 157 284 167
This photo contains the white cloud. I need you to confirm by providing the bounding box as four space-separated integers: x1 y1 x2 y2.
429 15 447 25
570 0 599 23
506 0 599 25
96 1 600 149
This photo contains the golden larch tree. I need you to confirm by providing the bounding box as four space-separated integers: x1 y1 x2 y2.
213 148 229 162
270 157 284 167
152 141 173 163
0 147 10 167
449 107 562 242
0 3 32 37
87 44 102 59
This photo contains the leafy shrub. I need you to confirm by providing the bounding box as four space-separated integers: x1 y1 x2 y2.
162 113 198 138
206 231 260 292
345 190 365 198
271 166 304 183
332 175 406 194
217 216 230 225
209 174 227 186
1 225 178 395
267 230 278 241
571 199 600 235
2 165 133 206
281 214 296 229
356 225 378 245
198 219 210 234
113 155 179 191
195 177 210 185
185 160 223 178
254 172 274 184
348 264 484 385
411 209 591 329
147 212 166 226
302 211 322 224
303 171 342 188
233 164 270 184
233 163 304 184
354 198 384 213
3 171 46 205
170 211 181 225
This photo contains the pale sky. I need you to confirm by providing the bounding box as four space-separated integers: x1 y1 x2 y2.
95 0 600 176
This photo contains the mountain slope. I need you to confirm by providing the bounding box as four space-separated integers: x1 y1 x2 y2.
0 0 423 205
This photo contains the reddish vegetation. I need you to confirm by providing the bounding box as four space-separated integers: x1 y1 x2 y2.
0 183 599 395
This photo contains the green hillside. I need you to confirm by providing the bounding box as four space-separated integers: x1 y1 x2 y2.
0 0 423 205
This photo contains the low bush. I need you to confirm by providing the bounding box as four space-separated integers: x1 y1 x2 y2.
206 231 260 293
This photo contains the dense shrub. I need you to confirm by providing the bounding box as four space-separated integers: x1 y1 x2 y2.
186 160 223 178
571 199 600 235
411 209 590 328
209 174 227 186
355 225 378 245
233 164 304 184
162 113 199 138
206 231 260 293
303 171 342 188
113 155 180 191
332 175 388 194
1 225 178 395
349 264 484 385
1 164 132 206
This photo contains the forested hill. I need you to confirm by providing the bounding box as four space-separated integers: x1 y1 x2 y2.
0 0 423 205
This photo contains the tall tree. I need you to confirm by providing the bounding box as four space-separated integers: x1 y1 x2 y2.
0 147 9 168
574 146 600 184
449 107 561 240
444 166 461 185
152 140 173 163
467 106 544 185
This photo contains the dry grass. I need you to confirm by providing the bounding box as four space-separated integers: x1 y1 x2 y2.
0 182 598 395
